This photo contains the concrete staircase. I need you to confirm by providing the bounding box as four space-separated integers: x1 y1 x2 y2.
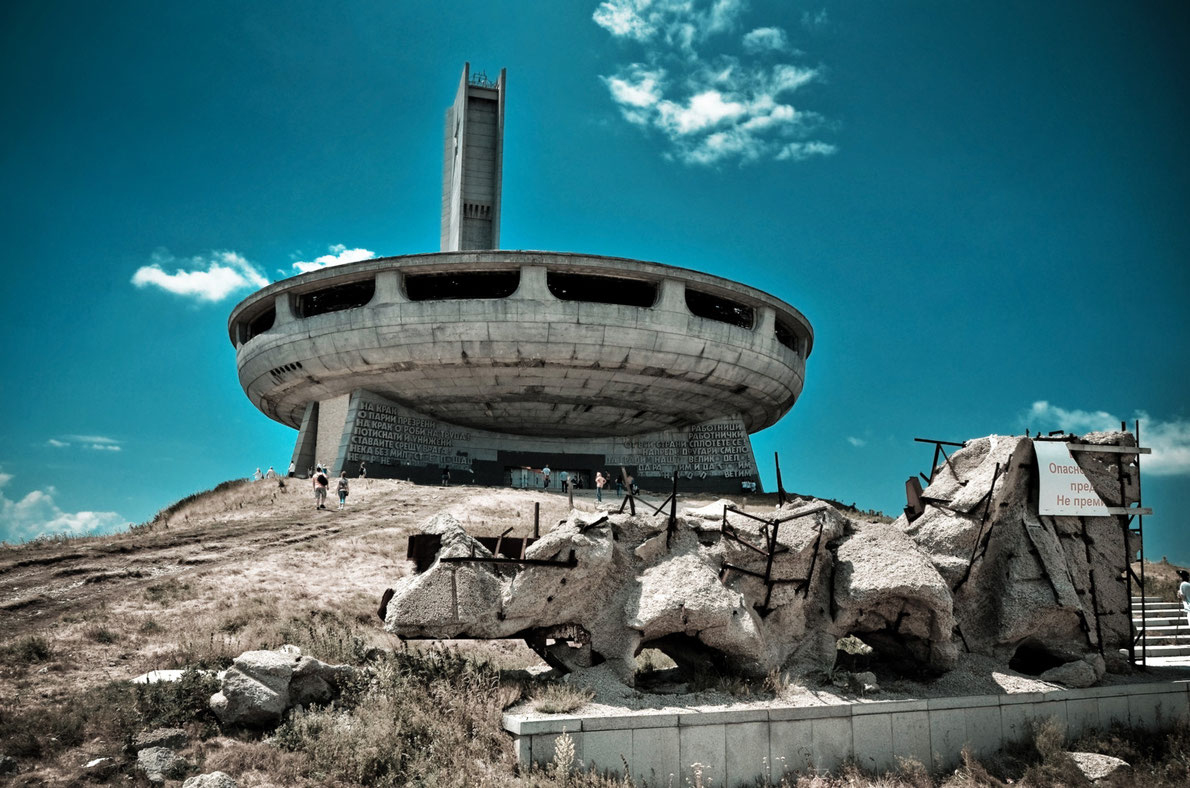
1126 596 1190 659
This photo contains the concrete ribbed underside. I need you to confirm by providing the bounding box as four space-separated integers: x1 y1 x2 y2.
238 303 804 439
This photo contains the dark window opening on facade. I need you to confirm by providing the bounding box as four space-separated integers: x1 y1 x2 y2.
685 289 754 329
774 319 799 352
547 272 657 307
298 280 375 318
244 306 276 341
405 271 519 301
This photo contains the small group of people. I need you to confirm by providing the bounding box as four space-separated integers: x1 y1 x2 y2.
252 466 278 481
312 466 351 510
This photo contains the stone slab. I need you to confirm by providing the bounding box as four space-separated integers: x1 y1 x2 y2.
582 729 632 776
851 712 894 774
725 721 770 786
631 726 680 787
679 723 726 786
811 716 853 774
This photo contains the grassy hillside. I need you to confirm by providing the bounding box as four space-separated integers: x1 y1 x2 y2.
1 479 1187 786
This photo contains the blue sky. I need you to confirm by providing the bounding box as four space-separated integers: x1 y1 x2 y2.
2 1 1187 562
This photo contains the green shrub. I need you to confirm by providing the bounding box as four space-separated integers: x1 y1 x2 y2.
0 634 52 664
274 646 519 787
85 625 118 644
276 609 370 666
135 668 221 733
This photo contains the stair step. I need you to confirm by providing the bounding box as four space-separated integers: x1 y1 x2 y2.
1136 635 1190 645
1121 644 1190 657
1132 614 1186 622
1128 628 1190 638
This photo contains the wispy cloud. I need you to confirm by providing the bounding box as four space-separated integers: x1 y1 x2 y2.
594 0 743 53
290 244 375 275
847 436 867 447
132 249 269 302
801 9 829 32
594 1 835 165
49 435 123 452
743 27 789 54
0 470 127 544
1025 401 1190 476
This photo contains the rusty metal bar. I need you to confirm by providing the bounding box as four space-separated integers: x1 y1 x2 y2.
666 470 679 545
441 549 577 568
774 452 786 507
721 561 801 583
534 502 540 539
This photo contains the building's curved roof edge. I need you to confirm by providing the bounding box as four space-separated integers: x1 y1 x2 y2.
227 249 814 347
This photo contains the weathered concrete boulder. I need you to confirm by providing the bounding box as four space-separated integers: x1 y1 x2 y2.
133 727 187 751
833 520 957 672
1040 653 1107 688
899 433 1136 676
1067 751 1130 782
385 500 951 683
182 772 239 788
209 646 358 727
382 431 1138 686
137 747 189 784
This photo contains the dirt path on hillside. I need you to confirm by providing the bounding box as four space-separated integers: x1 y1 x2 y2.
0 479 758 643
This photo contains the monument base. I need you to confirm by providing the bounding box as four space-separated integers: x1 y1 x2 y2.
290 389 762 494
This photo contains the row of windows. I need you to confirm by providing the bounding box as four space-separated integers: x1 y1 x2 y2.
236 270 808 351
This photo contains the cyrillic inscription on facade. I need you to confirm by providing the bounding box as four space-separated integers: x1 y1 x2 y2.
347 400 472 469
605 421 755 478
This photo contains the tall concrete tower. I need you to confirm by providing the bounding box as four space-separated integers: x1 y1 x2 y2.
440 63 505 251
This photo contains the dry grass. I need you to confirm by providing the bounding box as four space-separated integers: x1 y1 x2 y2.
3 479 1188 786
532 683 595 714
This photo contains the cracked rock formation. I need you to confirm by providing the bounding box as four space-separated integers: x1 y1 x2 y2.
383 432 1139 686
209 645 359 727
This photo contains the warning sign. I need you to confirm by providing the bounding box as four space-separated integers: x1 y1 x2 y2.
1034 440 1110 516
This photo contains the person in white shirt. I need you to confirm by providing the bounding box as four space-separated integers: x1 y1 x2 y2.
1178 570 1190 629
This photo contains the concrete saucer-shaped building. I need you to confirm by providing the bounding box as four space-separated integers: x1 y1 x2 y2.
228 65 813 492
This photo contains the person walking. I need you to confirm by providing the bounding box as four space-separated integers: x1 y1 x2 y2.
313 467 329 509
253 468 263 481
595 471 606 502
264 466 276 479
288 461 296 478
359 461 368 479
336 472 350 510
1178 570 1190 629
559 470 569 491
441 467 450 487
542 464 551 489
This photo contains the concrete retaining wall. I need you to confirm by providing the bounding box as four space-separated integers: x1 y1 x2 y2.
504 681 1190 786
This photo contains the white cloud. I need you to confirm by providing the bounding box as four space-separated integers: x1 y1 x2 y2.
1026 401 1190 477
847 436 867 447
594 0 744 52
603 65 665 110
132 249 268 302
53 435 123 452
743 27 789 53
595 4 835 165
0 471 127 544
776 140 837 161
658 90 746 135
291 244 376 274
